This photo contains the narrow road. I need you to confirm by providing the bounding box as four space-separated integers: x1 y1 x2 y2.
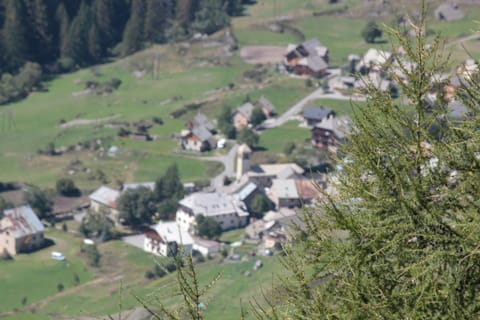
202 143 239 192
265 87 325 128
264 84 366 129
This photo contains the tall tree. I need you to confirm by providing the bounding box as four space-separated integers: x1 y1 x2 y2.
175 0 194 27
56 3 70 58
63 1 92 65
121 0 147 56
117 187 156 226
144 0 169 43
93 0 116 53
25 187 52 219
261 7 480 319
192 0 230 35
154 163 184 202
225 0 243 16
2 0 31 71
31 0 53 63
88 22 102 62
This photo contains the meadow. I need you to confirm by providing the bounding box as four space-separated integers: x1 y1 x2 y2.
1 0 479 189
7 226 282 320
0 229 93 313
2 0 480 318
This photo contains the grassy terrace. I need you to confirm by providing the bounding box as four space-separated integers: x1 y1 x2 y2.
0 229 93 313
1 0 480 318
22 229 281 320
1 0 478 188
259 121 310 154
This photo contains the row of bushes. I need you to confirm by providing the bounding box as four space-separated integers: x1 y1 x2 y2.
0 62 42 105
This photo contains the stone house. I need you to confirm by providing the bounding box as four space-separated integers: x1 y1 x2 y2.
89 186 120 217
0 206 45 256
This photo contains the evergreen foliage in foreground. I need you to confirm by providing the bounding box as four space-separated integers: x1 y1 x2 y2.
259 8 480 319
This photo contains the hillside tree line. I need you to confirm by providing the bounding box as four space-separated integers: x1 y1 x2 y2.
0 0 249 104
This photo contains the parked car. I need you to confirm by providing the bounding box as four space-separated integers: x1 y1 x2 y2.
264 249 273 256
51 251 65 261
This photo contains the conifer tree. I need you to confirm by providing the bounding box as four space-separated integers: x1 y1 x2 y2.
31 0 53 63
225 0 243 16
88 22 102 62
93 0 115 53
144 0 169 43
63 1 92 65
259 6 480 319
191 0 230 35
175 0 194 28
56 3 70 58
121 0 147 56
2 0 30 71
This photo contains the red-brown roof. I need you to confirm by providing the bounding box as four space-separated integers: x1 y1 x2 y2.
145 229 163 242
295 180 320 200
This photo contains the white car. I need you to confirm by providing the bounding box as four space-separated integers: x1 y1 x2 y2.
51 251 65 261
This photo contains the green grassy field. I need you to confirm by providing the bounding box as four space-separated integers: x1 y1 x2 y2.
33 233 285 320
312 98 368 117
0 229 92 313
2 0 480 318
259 121 311 154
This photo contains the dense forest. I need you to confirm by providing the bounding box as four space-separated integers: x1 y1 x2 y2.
0 0 249 104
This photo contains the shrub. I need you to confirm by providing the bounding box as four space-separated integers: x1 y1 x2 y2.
195 255 206 264
57 57 75 71
283 142 296 155
145 270 155 280
57 283 64 292
152 116 164 125
155 264 166 278
73 273 80 286
56 178 80 197
165 261 177 273
83 244 101 267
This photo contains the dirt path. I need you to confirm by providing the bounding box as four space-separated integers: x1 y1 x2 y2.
240 46 285 64
60 114 121 128
446 33 480 48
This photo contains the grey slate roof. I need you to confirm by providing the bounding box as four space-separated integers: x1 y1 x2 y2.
306 56 328 72
89 186 120 208
301 39 325 56
448 100 469 119
123 182 155 192
179 192 247 217
192 125 213 142
236 102 255 120
303 106 334 121
256 96 276 113
270 179 299 199
2 205 44 239
238 182 257 201
435 4 465 21
192 113 214 132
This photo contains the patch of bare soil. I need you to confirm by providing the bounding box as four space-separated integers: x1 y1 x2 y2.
240 46 285 64
60 114 121 128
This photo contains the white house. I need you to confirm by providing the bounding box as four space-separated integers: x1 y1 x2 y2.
192 236 223 256
144 221 193 257
176 192 249 233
